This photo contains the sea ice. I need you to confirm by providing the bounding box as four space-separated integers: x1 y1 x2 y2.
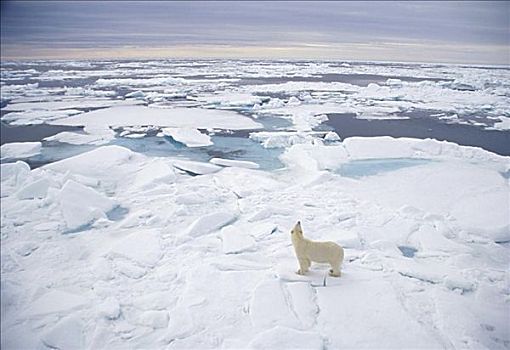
490 116 510 130
41 315 84 350
209 157 260 169
45 125 115 145
1 142 41 160
28 289 88 316
97 297 121 320
323 131 341 142
248 326 323 349
172 159 222 175
44 145 138 182
162 127 213 147
2 98 142 112
58 179 117 231
51 105 263 130
133 160 176 189
109 230 162 267
183 211 238 238
220 225 257 254
249 279 300 329
15 177 53 200
1 161 31 196
1 60 509 350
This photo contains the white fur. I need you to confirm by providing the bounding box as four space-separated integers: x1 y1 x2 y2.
291 221 344 277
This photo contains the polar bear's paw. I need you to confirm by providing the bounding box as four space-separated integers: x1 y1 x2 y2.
329 269 341 277
297 269 306 275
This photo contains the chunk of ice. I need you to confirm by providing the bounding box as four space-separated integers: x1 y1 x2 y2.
42 316 84 350
1 142 41 160
183 211 237 238
59 180 117 231
162 127 213 147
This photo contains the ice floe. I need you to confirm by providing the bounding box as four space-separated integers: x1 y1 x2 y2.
162 127 213 147
2 98 143 112
50 105 263 130
1 141 41 160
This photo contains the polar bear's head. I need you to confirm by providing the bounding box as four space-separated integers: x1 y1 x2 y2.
291 221 304 239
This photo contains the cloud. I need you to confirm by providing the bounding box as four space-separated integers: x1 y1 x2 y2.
1 1 508 64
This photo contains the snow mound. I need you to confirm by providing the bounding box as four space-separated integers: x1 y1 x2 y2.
210 158 260 169
59 180 117 231
162 127 213 147
1 142 41 160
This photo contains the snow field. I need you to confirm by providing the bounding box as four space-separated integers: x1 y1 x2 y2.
1 136 509 349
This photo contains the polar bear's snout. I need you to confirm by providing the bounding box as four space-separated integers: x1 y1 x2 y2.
290 221 344 277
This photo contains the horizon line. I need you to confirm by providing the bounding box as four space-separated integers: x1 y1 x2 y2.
1 43 509 66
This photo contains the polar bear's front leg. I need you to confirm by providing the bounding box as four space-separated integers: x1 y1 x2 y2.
297 257 311 275
329 260 341 277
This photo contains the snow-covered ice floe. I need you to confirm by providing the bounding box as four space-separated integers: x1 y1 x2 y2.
50 105 263 130
1 58 509 350
161 127 213 147
1 142 42 160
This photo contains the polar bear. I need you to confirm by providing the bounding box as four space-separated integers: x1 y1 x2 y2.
290 221 344 277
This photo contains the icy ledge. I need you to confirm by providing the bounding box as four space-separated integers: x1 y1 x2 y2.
281 136 509 173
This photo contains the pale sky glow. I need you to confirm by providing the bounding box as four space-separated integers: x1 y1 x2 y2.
1 1 509 64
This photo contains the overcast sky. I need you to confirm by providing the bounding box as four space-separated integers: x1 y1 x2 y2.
1 1 508 64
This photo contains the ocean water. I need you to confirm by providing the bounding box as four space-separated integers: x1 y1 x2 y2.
323 112 510 156
1 59 509 172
